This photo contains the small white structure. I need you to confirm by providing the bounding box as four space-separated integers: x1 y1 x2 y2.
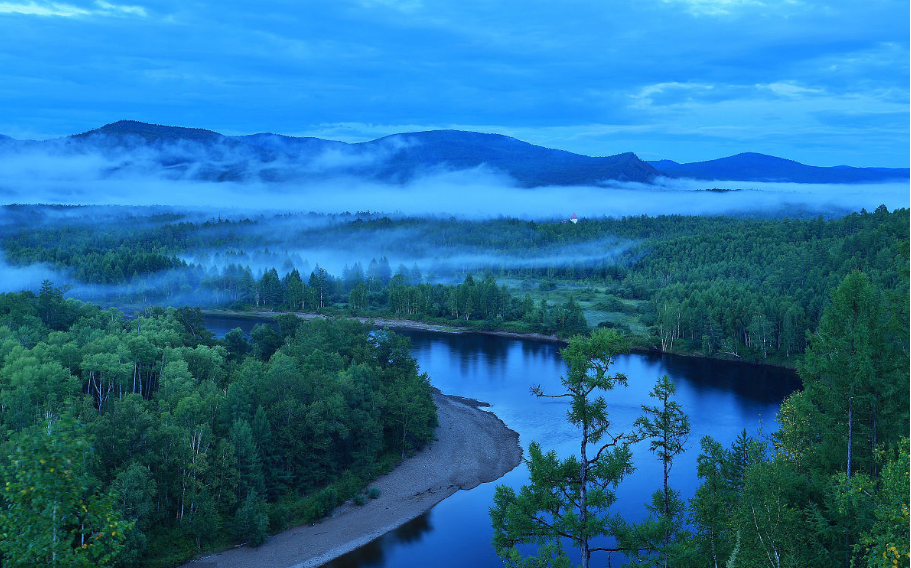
570 213 578 224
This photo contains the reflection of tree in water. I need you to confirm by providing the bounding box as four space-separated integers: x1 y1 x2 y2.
520 338 560 359
324 513 433 568
392 512 432 544
648 352 799 404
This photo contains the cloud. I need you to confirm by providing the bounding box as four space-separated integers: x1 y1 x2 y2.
354 0 424 14
0 1 90 16
759 82 824 98
93 1 146 17
657 0 800 17
0 0 146 17
630 82 719 108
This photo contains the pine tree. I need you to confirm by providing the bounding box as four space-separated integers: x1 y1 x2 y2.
490 329 634 568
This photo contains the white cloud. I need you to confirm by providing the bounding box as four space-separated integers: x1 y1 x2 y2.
659 0 791 16
0 1 89 16
0 0 146 17
355 0 423 14
94 0 145 16
759 82 824 97
630 82 718 108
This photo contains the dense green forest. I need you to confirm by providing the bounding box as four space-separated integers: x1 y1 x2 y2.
492 271 909 568
0 203 907 567
2 204 907 364
0 286 437 567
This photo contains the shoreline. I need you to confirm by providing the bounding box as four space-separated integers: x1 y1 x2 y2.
204 308 570 345
182 392 523 568
202 308 798 370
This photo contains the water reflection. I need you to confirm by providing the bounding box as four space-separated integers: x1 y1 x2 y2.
202 317 799 568
324 514 433 568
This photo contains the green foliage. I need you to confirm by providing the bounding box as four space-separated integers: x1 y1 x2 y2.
6 206 906 361
0 416 130 567
491 329 635 568
0 293 438 567
853 440 910 567
616 375 692 567
234 491 269 546
685 270 909 568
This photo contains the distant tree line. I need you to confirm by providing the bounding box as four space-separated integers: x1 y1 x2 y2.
2 205 907 361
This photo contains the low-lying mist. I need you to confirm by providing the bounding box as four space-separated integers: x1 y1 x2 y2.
0 141 907 218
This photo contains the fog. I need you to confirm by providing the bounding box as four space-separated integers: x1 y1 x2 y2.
0 253 62 293
0 139 907 218
1 139 906 301
2 170 908 219
180 236 637 286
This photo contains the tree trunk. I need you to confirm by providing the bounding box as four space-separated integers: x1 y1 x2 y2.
847 396 853 479
580 425 589 568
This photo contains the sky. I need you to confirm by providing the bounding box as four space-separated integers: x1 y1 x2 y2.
0 0 908 167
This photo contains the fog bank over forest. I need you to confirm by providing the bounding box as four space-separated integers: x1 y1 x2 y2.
0 132 907 218
0 166 907 219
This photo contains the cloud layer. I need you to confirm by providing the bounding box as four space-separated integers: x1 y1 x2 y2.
0 0 906 166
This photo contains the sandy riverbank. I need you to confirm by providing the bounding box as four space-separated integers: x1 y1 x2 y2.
202 308 568 343
183 392 522 568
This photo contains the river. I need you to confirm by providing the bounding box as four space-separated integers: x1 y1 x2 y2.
203 316 799 567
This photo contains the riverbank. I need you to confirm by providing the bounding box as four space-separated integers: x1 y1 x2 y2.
202 308 569 343
182 392 522 568
202 308 797 369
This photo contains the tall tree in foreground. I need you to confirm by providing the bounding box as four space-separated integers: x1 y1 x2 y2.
490 329 634 568
615 375 692 567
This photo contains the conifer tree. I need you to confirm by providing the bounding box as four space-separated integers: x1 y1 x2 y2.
490 329 633 568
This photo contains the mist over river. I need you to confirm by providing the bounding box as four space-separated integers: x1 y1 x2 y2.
204 317 799 567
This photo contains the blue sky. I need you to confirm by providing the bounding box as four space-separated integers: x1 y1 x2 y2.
1 0 908 166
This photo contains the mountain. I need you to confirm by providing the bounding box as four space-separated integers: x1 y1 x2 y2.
350 130 658 186
3 122 904 186
54 121 660 186
649 152 909 184
73 120 225 145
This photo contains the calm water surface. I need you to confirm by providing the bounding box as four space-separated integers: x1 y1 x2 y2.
204 317 799 567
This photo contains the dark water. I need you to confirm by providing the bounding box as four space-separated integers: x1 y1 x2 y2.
203 317 799 567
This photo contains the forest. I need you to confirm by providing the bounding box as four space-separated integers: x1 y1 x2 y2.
0 203 907 567
492 270 909 567
2 204 907 365
0 287 437 567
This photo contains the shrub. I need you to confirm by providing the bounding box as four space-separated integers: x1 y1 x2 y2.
311 487 339 519
267 503 289 531
367 486 381 499
234 492 269 547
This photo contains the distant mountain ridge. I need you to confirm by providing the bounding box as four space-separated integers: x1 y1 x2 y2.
648 152 908 184
1 121 907 186
51 120 660 186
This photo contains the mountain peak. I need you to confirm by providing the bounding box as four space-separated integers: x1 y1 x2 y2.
74 120 224 143
648 152 908 183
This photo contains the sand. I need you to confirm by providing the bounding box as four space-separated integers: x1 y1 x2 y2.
183 392 522 568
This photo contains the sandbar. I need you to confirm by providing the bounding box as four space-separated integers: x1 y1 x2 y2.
184 392 522 568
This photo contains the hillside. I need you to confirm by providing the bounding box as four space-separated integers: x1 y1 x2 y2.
42 121 659 186
1 122 905 186
649 152 909 183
